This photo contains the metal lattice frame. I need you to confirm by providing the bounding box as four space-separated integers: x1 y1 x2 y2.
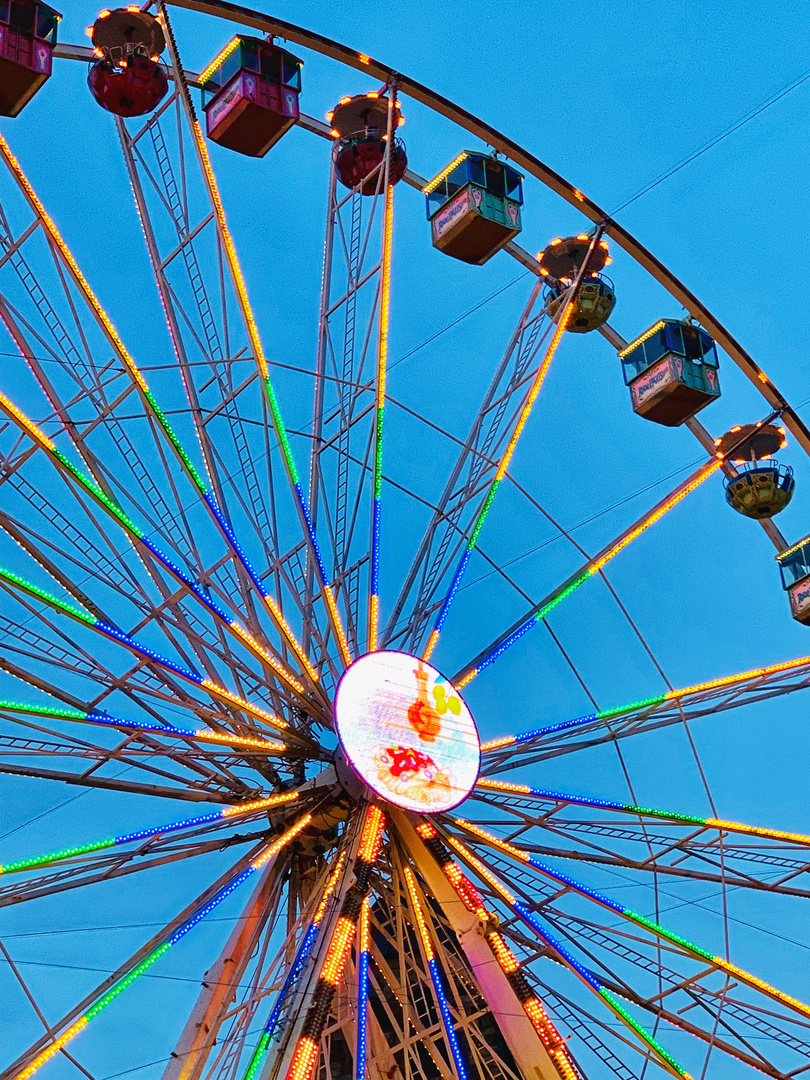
1 5 810 1080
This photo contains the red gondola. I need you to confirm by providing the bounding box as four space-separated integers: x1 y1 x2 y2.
201 36 302 157
0 1 60 118
328 92 407 195
87 7 168 118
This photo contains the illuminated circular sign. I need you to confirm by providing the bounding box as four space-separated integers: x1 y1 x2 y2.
334 651 480 813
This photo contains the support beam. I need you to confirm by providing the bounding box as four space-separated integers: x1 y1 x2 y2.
161 858 285 1080
391 810 566 1080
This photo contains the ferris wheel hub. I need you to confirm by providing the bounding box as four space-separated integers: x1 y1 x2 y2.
334 650 480 814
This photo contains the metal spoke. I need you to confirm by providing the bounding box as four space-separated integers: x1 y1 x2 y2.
481 651 810 770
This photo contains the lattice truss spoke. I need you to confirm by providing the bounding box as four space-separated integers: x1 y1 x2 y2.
384 279 554 656
3 6 810 1080
433 820 810 1079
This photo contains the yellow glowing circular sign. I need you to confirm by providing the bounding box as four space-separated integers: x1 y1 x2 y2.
334 651 480 813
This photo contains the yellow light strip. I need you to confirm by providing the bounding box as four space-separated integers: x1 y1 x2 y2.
478 735 514 751
368 595 379 656
618 319 667 359
706 818 810 845
588 459 721 575
422 151 469 195
0 136 150 396
286 1035 319 1080
357 805 386 863
199 679 287 731
324 583 352 668
369 179 395 653
252 813 312 868
187 118 268 380
447 835 517 904
423 629 440 663
17 1019 89 1080
487 929 520 972
475 778 532 795
0 392 55 451
494 304 573 486
228 622 307 696
221 792 299 817
194 730 285 751
522 1001 580 1080
403 865 434 960
263 597 320 683
668 652 810 699
713 960 810 1018
198 36 241 85
777 533 810 562
377 177 393 431
455 819 527 861
444 862 490 917
320 916 356 984
359 895 370 951
314 852 347 923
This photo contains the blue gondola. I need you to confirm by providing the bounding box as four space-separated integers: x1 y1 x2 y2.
619 319 720 426
424 152 523 265
778 537 810 624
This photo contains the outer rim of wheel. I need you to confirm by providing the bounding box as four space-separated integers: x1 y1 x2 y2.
151 0 810 464
4 13 809 1080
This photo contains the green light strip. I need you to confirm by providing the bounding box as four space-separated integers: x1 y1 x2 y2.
143 388 207 492
468 478 500 549
599 989 691 1076
87 943 172 1018
627 911 714 961
374 408 384 501
244 1033 271 1080
533 571 590 622
2 837 116 873
264 376 301 487
0 568 95 623
0 699 85 719
597 693 667 719
52 448 144 536
625 803 705 824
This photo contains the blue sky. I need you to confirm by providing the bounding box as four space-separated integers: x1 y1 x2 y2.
3 2 810 1079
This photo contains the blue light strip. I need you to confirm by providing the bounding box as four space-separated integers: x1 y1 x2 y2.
356 900 370 1080
514 902 601 989
433 550 472 634
514 712 598 743
427 957 468 1080
95 621 201 681
241 850 348 1080
204 494 267 597
295 481 328 585
241 922 322 1080
139 535 232 622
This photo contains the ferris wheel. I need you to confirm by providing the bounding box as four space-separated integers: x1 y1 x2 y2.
4 4 810 1080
